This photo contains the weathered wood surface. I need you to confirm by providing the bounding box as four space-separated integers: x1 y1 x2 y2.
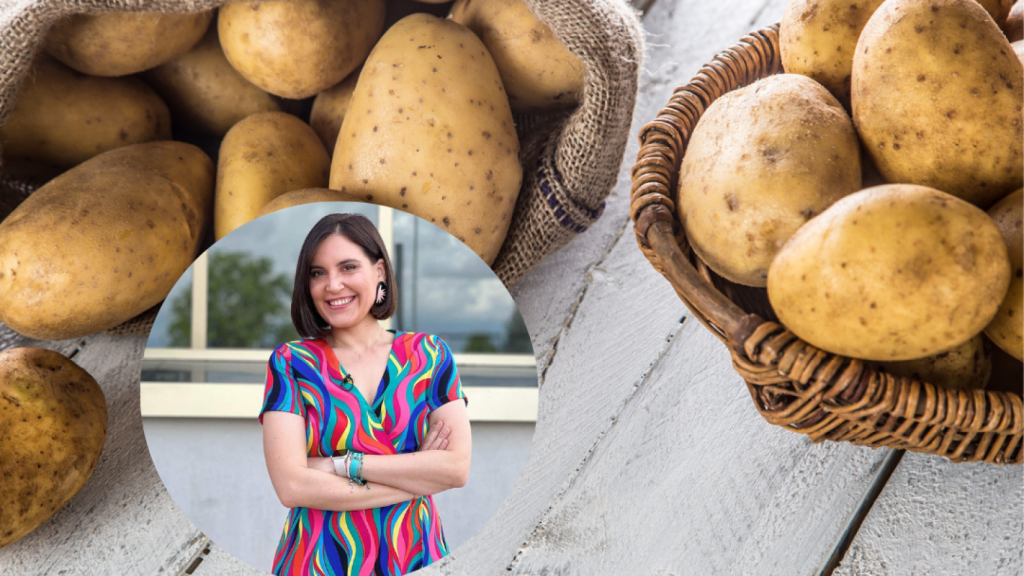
833 454 1023 576
0 0 1021 574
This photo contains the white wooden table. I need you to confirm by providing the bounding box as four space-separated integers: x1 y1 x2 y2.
1 0 1021 574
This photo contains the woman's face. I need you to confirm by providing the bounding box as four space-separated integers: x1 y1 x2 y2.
309 233 385 330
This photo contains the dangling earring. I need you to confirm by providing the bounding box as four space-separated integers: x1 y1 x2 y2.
375 281 387 305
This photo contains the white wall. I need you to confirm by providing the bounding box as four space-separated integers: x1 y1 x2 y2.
142 418 535 573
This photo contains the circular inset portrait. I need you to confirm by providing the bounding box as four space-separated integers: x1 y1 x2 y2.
141 202 538 575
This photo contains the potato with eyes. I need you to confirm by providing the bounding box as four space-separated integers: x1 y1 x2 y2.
852 0 1023 207
329 14 521 265
678 73 861 286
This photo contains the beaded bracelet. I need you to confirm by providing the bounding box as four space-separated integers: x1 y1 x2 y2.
348 451 367 489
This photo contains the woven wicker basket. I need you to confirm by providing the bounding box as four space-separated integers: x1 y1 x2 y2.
629 23 1023 465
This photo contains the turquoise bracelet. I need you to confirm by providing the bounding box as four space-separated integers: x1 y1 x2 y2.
348 451 366 486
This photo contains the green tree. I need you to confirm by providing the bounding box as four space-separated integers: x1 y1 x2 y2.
503 311 532 353
464 333 498 353
167 251 299 348
168 283 193 347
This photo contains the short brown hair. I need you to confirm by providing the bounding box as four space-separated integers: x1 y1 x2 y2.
291 213 397 339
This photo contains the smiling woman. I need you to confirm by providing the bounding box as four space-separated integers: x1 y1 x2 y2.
260 213 471 576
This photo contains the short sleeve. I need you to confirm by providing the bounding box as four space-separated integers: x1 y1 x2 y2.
426 336 468 411
259 343 306 424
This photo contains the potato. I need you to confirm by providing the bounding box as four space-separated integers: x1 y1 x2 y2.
0 142 213 340
329 14 522 265
450 0 584 112
879 334 992 390
142 23 279 136
984 188 1023 360
1013 39 1024 62
0 348 106 549
678 74 861 287
256 188 365 217
44 10 213 77
1005 1 1024 41
852 0 1024 208
216 112 330 239
780 0 886 106
981 0 1017 23
767 184 1011 361
218 0 385 99
0 55 170 168
310 72 358 156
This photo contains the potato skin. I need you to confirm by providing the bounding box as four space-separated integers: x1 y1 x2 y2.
215 112 330 239
310 73 358 156
1005 1 1024 41
450 0 584 112
678 74 861 286
255 188 364 218
1 55 170 168
142 23 279 136
852 0 1024 208
0 142 214 340
768 184 1011 361
880 334 992 390
984 188 1023 360
0 348 106 550
44 11 213 77
329 14 522 265
780 0 886 106
218 0 385 99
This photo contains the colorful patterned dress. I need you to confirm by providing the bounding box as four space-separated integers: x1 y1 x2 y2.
259 331 467 576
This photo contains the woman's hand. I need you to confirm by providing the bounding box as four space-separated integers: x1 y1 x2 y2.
263 411 417 511
417 420 451 452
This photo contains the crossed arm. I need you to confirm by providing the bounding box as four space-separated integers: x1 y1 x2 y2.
262 400 471 512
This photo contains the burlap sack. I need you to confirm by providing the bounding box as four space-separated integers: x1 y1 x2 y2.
0 0 643 336
495 0 644 286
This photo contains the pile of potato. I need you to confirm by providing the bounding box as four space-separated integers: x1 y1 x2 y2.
679 0 1023 390
0 0 585 342
0 0 585 549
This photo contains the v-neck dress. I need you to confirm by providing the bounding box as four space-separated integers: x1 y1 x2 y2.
259 332 467 576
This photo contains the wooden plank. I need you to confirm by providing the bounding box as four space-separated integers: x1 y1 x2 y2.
0 332 206 575
504 318 892 576
833 453 1023 576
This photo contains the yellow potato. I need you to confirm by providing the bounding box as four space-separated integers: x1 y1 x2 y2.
980 0 1016 23
329 14 522 265
780 0 886 106
0 348 106 550
768 184 1011 361
880 334 991 390
256 188 365 217
0 141 214 340
216 112 330 239
852 0 1023 207
218 0 385 99
142 22 280 136
1 55 170 168
984 188 1023 360
450 0 584 112
310 72 358 156
678 74 861 286
1005 1 1024 41
44 10 213 76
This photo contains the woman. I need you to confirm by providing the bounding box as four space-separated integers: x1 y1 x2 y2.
259 213 471 576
